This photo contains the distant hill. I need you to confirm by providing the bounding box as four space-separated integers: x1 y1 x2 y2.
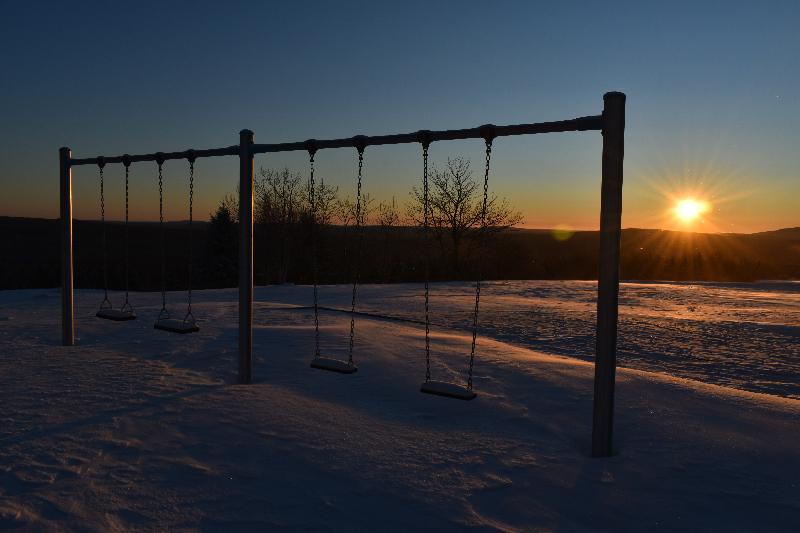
1 216 798 290
752 227 800 238
612 228 800 282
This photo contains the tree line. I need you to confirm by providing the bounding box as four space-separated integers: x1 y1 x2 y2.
208 156 522 285
3 153 798 290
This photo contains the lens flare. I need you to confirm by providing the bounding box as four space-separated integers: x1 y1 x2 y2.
674 199 709 223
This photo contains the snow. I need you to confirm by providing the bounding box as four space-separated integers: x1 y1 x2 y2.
1 281 799 532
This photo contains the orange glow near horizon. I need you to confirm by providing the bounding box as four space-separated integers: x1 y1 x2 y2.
631 153 753 232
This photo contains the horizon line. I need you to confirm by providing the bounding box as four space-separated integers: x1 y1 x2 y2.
1 215 796 236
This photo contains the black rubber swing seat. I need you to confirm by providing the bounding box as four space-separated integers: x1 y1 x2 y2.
420 380 477 401
96 309 137 321
154 318 200 334
310 357 358 374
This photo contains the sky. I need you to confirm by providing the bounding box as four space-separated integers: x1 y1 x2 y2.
0 0 797 232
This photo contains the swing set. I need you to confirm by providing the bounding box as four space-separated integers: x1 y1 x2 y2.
92 154 199 332
59 92 625 457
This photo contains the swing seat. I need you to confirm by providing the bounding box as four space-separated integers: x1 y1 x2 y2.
154 318 199 334
420 380 477 401
310 357 358 374
96 308 136 321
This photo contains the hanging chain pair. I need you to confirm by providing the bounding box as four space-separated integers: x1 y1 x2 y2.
184 155 196 325
97 157 134 315
347 145 366 366
307 148 321 359
98 159 111 310
121 158 134 314
467 136 493 390
418 132 489 390
157 157 168 321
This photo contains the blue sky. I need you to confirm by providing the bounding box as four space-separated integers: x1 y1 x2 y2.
1 0 797 231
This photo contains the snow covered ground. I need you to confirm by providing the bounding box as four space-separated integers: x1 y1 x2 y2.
342 280 800 399
1 281 799 532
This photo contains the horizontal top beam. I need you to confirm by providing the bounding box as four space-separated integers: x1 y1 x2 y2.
253 115 603 154
67 114 603 167
69 146 238 167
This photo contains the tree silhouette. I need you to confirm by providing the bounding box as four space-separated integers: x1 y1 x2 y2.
409 156 521 275
376 196 402 281
256 167 304 283
206 198 238 287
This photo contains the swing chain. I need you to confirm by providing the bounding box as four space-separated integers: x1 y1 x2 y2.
121 156 133 313
98 158 111 309
307 142 321 358
348 144 365 365
417 131 432 383
185 152 196 325
467 130 494 390
156 154 168 320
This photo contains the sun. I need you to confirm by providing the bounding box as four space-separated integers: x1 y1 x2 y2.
674 198 709 223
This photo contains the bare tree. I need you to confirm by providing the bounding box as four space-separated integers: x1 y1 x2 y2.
336 192 375 227
256 167 305 282
361 193 377 225
408 156 521 275
335 196 357 228
256 167 304 225
376 197 402 281
307 176 339 226
377 196 401 228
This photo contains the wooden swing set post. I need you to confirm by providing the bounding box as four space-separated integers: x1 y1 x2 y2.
238 129 255 384
592 91 626 457
60 147 75 346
